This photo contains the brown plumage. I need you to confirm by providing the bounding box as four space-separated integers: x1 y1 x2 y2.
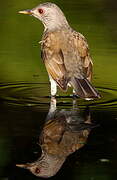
16 99 95 178
41 30 95 97
19 2 101 99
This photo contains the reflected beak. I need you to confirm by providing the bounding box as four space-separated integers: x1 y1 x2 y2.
18 9 32 15
16 163 31 169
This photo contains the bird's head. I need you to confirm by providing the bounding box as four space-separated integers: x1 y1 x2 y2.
19 2 69 31
16 152 65 178
17 161 50 178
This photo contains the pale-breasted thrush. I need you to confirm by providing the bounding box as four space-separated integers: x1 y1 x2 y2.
16 99 94 178
19 2 101 99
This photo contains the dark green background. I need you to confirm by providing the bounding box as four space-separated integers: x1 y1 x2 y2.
0 0 117 89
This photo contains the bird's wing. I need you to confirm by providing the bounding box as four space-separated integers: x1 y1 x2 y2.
73 32 93 81
62 30 100 99
41 32 68 90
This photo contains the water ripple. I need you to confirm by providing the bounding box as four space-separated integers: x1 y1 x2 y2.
0 82 116 109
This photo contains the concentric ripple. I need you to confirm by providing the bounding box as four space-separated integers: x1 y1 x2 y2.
0 82 116 109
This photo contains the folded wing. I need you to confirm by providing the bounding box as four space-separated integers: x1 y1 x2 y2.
41 32 68 90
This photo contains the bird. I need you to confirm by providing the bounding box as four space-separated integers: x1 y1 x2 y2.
19 2 101 100
16 98 95 178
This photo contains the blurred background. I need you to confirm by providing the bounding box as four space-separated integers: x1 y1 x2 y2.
0 0 117 88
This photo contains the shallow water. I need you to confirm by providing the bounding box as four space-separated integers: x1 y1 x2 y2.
0 83 116 179
0 0 117 179
0 82 116 109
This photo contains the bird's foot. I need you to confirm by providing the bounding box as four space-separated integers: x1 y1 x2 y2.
50 95 56 98
50 94 59 98
70 94 80 99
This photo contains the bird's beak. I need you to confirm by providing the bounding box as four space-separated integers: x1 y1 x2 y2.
16 163 32 169
18 9 32 15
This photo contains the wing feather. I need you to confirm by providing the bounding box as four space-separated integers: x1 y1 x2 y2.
73 32 93 81
41 32 68 90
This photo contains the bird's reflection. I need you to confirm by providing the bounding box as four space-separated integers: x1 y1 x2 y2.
17 98 96 178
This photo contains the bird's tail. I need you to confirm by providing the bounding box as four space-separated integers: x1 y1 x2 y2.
71 77 101 99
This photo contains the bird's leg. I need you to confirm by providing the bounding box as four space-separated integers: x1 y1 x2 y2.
68 83 77 98
73 89 76 95
73 89 79 98
72 98 77 110
50 97 57 113
49 76 57 97
46 97 57 121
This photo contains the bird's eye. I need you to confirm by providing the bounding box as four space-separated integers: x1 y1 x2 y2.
35 167 40 174
38 8 44 14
